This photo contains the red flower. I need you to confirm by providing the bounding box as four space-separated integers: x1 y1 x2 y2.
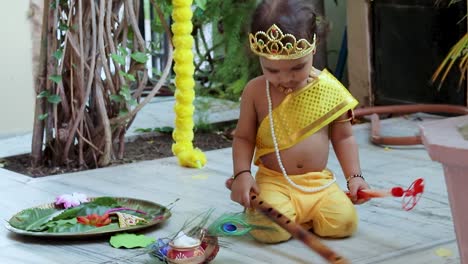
77 214 111 227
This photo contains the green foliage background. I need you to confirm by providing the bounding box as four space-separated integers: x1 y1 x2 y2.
154 0 261 100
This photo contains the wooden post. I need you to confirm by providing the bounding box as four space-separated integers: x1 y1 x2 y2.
346 0 373 106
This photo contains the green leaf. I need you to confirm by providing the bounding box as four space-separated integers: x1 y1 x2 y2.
111 53 126 65
9 208 59 231
47 95 62 104
110 233 156 248
38 113 48 121
53 49 63 60
118 70 126 78
458 123 468 140
45 218 76 229
110 94 124 103
128 98 138 106
134 128 153 133
118 46 129 56
48 222 119 233
119 86 133 101
58 23 69 31
49 75 62 84
53 205 115 221
127 31 135 45
119 109 129 117
53 197 120 221
83 223 120 233
154 126 174 133
194 0 207 10
92 197 120 206
44 218 78 233
152 68 162 76
131 52 149 63
37 90 50 99
119 71 136 82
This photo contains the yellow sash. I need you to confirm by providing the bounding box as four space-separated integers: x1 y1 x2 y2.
254 69 358 165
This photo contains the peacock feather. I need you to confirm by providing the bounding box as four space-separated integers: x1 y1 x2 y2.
207 212 277 237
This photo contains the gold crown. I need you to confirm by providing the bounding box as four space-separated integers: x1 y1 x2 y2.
249 24 316 60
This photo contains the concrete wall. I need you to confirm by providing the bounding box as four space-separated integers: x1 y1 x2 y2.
0 1 35 138
325 0 347 79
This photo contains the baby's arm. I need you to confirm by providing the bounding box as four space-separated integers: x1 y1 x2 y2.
230 81 260 208
330 112 369 204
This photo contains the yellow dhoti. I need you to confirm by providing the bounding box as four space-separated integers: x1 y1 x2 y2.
249 70 359 243
247 165 358 243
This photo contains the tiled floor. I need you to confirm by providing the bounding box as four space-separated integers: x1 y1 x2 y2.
0 104 460 263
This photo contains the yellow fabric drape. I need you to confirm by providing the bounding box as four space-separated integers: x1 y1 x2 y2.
254 69 358 164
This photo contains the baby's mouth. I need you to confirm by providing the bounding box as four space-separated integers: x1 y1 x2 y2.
277 85 294 94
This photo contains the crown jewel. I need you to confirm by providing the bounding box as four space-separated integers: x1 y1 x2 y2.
249 24 316 60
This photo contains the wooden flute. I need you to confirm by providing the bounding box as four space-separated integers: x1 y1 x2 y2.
249 193 349 264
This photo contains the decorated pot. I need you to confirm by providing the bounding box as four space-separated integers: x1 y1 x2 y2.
200 230 219 263
166 241 205 264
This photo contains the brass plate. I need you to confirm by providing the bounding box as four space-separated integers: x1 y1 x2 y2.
5 197 171 237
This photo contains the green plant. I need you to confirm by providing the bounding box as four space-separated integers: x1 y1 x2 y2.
32 0 173 168
134 126 174 134
152 0 261 100
196 0 261 100
193 98 215 132
432 0 467 89
458 123 468 140
431 0 468 139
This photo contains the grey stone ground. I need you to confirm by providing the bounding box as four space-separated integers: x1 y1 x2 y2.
0 98 460 263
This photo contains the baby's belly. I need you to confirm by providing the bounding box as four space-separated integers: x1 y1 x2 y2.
260 132 330 175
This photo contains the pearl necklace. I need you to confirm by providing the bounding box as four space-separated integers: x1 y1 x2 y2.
266 80 336 193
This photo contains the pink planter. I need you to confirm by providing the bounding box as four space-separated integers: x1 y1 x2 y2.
420 115 468 264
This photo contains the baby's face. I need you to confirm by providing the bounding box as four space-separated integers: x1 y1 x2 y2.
260 54 313 92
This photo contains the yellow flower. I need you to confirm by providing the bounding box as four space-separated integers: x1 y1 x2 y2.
174 104 194 115
171 22 193 35
175 89 195 104
171 0 206 168
173 36 194 49
175 79 196 92
172 0 191 7
174 64 195 76
173 130 194 142
172 7 193 21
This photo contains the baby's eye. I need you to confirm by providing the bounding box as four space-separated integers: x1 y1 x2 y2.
292 65 305 71
267 69 279 74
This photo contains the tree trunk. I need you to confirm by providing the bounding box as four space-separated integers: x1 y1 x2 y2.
29 0 175 169
31 0 49 167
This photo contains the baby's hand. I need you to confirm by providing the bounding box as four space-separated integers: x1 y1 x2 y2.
307 67 321 83
225 177 234 190
347 176 370 205
227 173 259 208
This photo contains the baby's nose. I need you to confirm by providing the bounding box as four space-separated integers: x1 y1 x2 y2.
278 73 292 83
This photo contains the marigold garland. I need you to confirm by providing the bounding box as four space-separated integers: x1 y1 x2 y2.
171 0 206 168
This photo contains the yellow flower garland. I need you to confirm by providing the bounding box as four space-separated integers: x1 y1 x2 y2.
171 0 206 168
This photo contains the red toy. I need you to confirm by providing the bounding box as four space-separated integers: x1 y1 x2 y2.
346 178 425 211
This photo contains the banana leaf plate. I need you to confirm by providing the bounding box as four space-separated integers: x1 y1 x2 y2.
5 197 171 237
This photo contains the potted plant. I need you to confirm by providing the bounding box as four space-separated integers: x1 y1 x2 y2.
420 1 468 262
